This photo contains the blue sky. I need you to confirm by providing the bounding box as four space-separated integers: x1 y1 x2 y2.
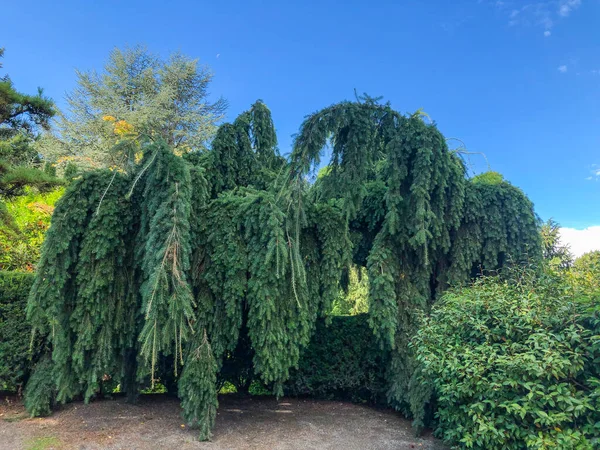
2 0 599 234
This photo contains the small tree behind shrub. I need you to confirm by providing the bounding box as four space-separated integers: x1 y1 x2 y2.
414 268 600 449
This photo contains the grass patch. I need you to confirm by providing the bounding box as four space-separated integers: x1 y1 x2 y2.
25 436 62 450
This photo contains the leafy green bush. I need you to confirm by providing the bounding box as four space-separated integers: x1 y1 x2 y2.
0 271 38 392
414 269 600 449
285 314 389 403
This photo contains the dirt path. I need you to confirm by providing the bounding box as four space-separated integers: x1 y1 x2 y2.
0 394 446 450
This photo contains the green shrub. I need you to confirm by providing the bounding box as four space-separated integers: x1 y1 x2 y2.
285 314 389 403
414 269 600 449
0 271 38 392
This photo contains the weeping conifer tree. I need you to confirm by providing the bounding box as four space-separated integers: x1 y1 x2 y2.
135 142 195 380
288 96 541 422
25 96 541 440
27 171 137 408
191 100 325 396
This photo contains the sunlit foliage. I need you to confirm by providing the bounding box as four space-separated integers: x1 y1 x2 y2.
0 188 63 270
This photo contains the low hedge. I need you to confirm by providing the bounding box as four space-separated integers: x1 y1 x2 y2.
285 314 389 403
0 271 36 392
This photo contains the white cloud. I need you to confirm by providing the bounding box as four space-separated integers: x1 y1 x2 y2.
559 0 582 17
560 226 600 258
558 65 568 73
490 0 581 33
587 165 600 180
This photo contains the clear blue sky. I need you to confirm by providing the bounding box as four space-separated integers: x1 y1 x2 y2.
2 0 599 228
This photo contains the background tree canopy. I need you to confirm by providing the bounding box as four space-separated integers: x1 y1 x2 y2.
541 217 574 269
37 46 228 171
24 93 542 440
0 48 55 140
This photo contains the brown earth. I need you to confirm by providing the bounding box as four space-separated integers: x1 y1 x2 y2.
0 394 446 450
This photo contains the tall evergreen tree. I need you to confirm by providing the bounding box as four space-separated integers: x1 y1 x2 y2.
540 218 573 268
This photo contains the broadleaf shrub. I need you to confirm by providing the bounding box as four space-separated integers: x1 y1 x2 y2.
414 268 600 449
285 314 389 403
0 271 38 392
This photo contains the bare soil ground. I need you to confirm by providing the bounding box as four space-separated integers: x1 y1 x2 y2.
0 394 446 450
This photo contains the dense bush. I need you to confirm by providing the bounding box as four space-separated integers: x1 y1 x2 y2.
414 268 600 449
0 271 37 392
285 314 389 403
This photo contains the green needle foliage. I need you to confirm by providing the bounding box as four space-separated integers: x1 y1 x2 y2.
25 97 541 439
179 329 218 441
37 46 226 169
27 171 135 405
0 47 55 138
136 143 195 381
23 354 55 417
72 174 135 401
203 100 284 197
